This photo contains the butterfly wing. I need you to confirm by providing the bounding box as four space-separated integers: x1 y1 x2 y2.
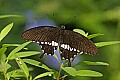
22 26 60 55
60 29 98 60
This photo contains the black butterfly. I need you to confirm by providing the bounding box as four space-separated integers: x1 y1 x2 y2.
22 26 98 66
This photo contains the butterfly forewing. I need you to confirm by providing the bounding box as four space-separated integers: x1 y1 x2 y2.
22 26 60 43
63 30 98 55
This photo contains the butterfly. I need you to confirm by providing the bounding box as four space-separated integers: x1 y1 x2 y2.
22 26 98 66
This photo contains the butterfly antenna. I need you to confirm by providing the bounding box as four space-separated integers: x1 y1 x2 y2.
63 16 76 26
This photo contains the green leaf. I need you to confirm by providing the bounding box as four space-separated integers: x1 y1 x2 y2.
62 67 103 77
6 71 13 80
62 67 76 76
11 72 25 78
2 44 20 47
77 61 109 66
7 41 31 60
84 61 109 66
0 15 21 19
23 59 52 71
10 51 40 59
76 70 103 77
73 29 88 37
33 72 54 80
95 41 120 48
6 63 11 71
0 47 7 58
2 44 28 50
0 54 6 72
7 69 26 78
0 54 6 63
23 59 41 67
0 23 13 42
41 64 52 71
87 33 104 39
30 75 33 80
15 56 29 79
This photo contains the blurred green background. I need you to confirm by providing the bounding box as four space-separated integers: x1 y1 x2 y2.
0 0 120 80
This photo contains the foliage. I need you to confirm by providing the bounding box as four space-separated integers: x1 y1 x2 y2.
0 16 120 80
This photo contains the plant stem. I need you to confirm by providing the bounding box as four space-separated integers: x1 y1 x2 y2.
57 64 63 80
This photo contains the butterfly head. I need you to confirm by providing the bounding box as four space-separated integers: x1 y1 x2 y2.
61 25 65 29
